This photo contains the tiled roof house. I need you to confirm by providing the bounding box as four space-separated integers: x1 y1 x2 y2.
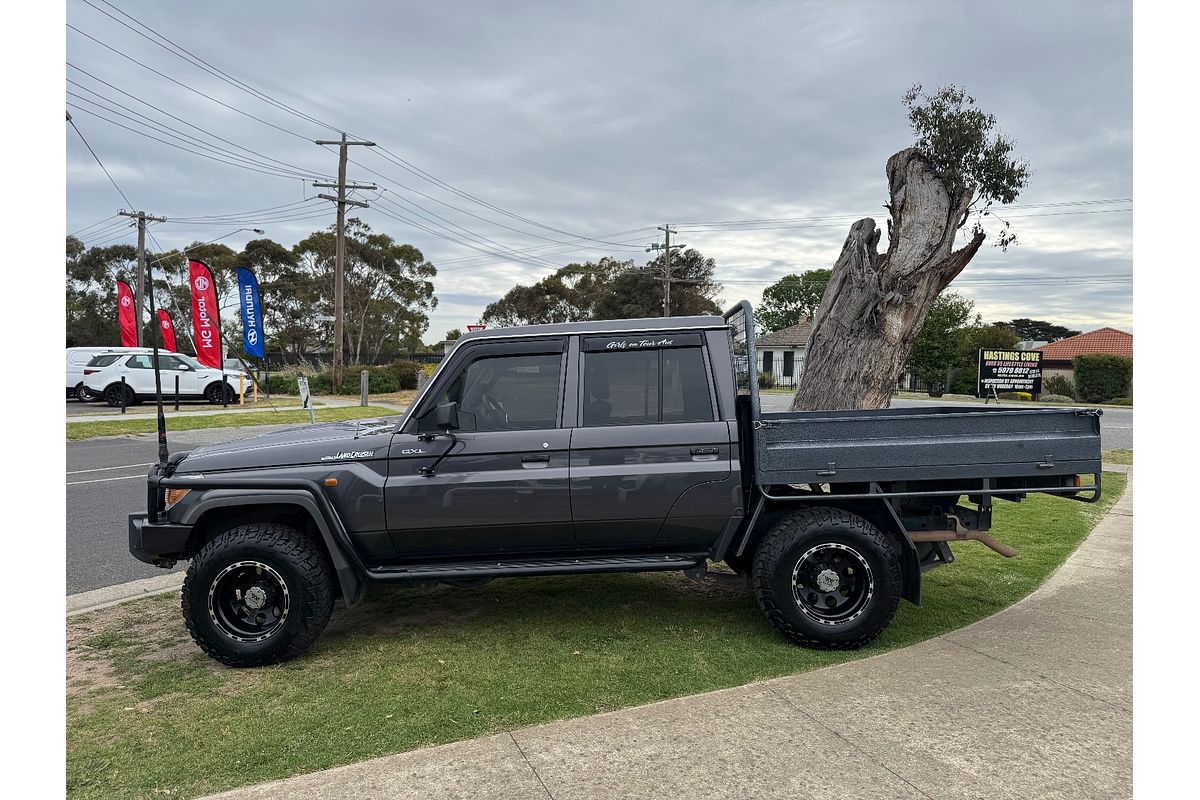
1035 327 1133 382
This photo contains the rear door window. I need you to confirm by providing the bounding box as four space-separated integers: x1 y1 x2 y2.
582 342 714 427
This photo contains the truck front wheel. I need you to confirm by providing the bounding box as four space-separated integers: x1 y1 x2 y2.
181 523 335 667
752 507 901 650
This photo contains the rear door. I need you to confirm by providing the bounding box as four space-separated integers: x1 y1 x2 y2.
383 338 574 562
569 334 738 552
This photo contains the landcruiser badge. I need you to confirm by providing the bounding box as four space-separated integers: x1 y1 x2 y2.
321 450 375 461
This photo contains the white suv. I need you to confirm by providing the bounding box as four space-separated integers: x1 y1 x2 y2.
66 346 154 401
83 352 250 407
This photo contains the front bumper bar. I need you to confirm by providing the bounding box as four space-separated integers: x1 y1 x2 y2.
128 513 192 567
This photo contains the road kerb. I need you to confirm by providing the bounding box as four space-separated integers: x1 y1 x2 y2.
67 572 184 617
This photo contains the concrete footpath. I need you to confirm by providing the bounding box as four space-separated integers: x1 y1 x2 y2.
206 475 1133 800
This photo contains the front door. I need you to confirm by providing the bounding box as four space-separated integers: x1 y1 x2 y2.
124 354 200 397
383 340 574 562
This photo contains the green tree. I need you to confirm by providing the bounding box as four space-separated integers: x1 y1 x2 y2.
482 250 723 327
903 83 1031 250
66 236 139 346
950 322 1020 394
293 219 437 364
594 248 723 320
444 329 463 341
908 292 978 392
1001 318 1081 342
758 269 831 332
481 257 634 327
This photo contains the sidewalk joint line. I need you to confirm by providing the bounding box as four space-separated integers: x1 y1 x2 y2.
767 686 936 800
509 733 556 800
939 637 1130 714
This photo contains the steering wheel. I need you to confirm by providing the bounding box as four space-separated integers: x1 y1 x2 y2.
479 393 508 428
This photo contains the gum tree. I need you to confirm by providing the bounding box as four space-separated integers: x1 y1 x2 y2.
791 84 1030 410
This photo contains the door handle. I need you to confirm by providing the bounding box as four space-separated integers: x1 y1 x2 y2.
691 446 720 461
521 453 551 468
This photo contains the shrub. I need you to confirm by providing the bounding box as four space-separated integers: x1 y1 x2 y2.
1043 375 1075 399
948 369 976 396
386 360 428 391
1039 394 1075 404
757 371 776 389
1105 396 1133 406
1074 354 1132 403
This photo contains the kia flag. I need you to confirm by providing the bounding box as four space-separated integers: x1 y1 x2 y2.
188 259 223 369
116 280 137 347
156 309 178 352
236 267 265 358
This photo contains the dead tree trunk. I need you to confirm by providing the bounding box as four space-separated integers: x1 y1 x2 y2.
790 148 985 411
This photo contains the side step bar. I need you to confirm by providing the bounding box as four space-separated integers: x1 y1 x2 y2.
371 553 708 582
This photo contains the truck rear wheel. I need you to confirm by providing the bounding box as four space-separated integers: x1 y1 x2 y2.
181 523 335 667
752 507 901 650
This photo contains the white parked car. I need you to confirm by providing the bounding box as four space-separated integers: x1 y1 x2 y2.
65 346 154 401
82 352 250 407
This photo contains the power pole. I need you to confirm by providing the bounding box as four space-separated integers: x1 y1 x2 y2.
118 209 167 344
314 133 376 393
646 224 684 317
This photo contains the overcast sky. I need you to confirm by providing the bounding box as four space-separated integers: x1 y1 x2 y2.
65 0 1132 342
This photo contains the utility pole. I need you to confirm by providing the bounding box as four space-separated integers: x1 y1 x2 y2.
314 133 376 393
118 209 167 344
646 224 684 317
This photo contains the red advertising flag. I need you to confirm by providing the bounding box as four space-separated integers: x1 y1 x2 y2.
188 259 223 369
156 308 178 352
116 280 138 347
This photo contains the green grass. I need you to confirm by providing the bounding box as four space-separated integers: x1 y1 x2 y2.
1102 449 1133 465
66 406 396 440
66 473 1126 799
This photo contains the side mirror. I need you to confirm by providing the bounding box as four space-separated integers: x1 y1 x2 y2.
435 401 460 431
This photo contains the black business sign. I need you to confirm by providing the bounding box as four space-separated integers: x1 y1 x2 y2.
977 349 1043 396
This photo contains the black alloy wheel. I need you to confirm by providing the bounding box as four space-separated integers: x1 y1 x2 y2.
790 542 874 626
207 560 290 643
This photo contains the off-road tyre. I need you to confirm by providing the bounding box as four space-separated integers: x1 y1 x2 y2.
205 381 234 405
182 523 335 667
752 507 901 650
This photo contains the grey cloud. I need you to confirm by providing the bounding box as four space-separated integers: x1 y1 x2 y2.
66 0 1131 339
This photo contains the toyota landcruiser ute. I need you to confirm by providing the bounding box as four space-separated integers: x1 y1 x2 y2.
129 303 1102 666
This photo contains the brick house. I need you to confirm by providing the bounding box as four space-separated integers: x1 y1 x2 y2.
1035 327 1133 383
756 319 813 387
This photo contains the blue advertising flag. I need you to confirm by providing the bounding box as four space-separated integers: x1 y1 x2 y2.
236 267 265 358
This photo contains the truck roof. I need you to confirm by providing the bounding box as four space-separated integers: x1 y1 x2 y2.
458 314 728 342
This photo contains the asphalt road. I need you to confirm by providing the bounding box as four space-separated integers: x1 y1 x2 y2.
65 424 296 595
66 397 1132 596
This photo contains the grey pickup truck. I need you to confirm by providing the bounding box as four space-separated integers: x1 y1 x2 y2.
129 302 1102 666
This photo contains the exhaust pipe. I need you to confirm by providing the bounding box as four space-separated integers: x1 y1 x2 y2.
908 515 1018 558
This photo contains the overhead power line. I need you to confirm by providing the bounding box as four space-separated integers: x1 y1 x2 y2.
67 23 317 144
65 89 324 181
72 3 650 249
67 64 333 179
